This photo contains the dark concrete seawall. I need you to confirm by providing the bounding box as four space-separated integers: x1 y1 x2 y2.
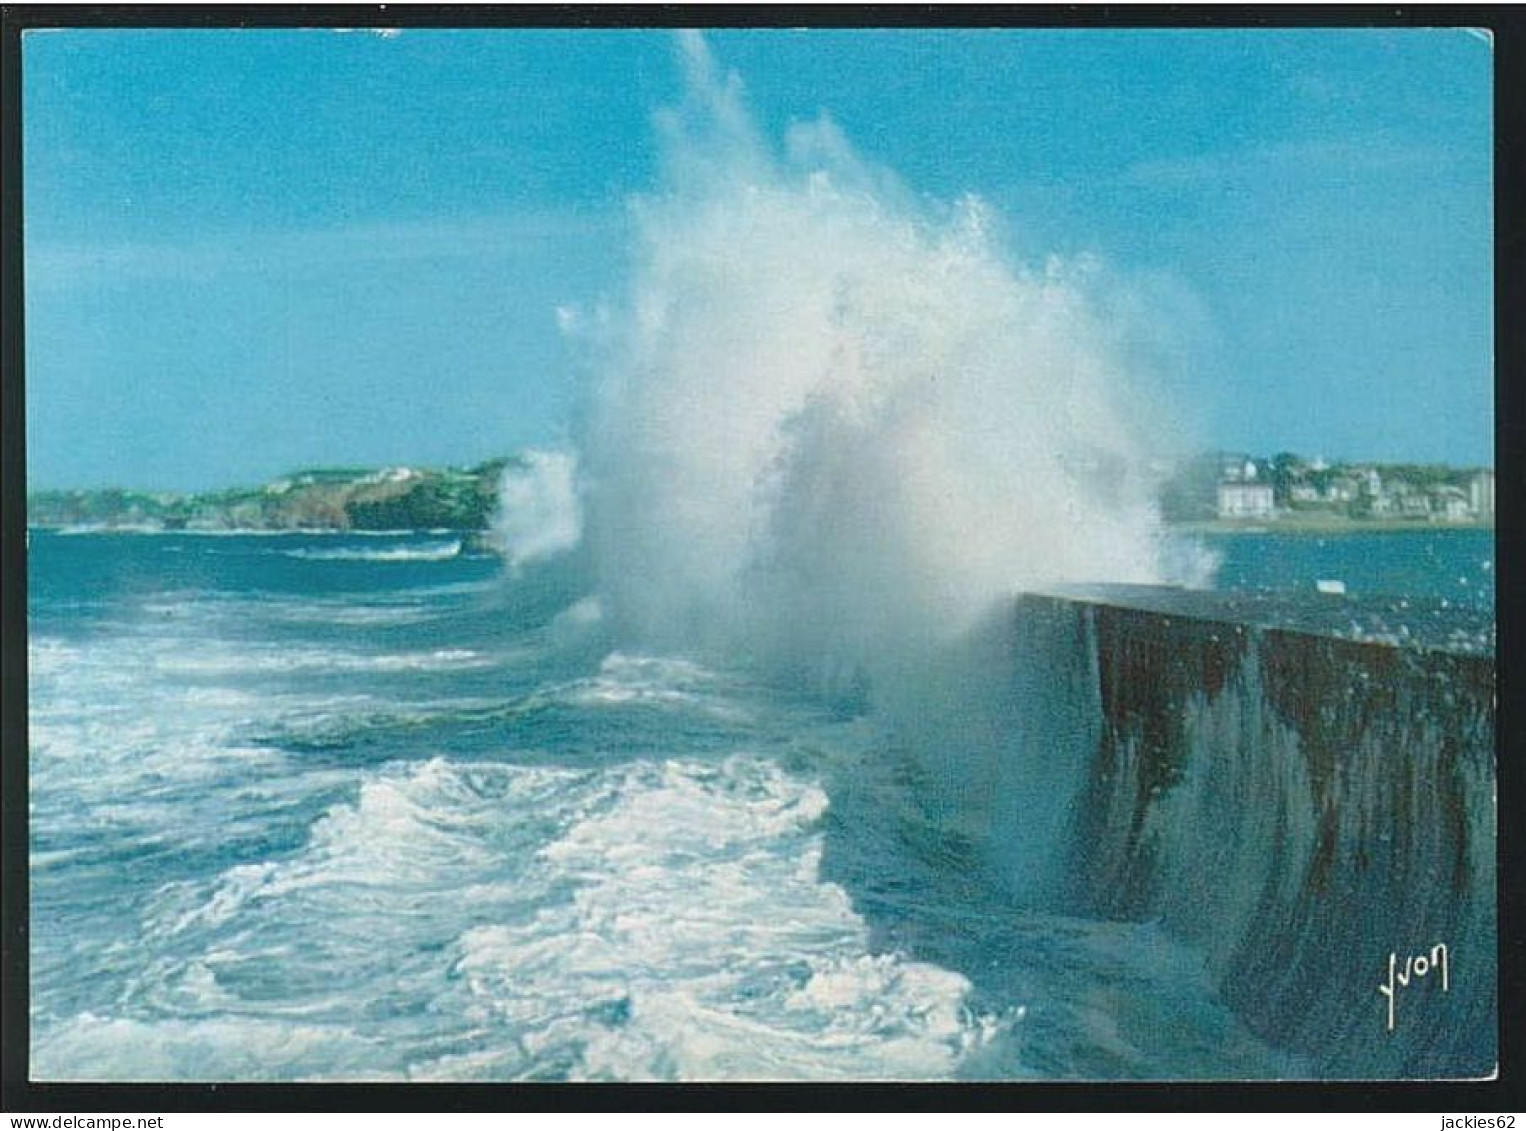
1004 589 1496 1079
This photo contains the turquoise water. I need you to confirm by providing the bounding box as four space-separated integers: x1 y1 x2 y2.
26 527 1489 1081
1204 527 1495 613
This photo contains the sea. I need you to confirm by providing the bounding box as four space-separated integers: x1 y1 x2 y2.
24 525 1495 1082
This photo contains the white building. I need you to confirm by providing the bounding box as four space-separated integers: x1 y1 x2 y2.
1470 469 1495 519
1217 481 1275 519
1219 454 1257 483
1399 493 1430 519
1435 487 1471 523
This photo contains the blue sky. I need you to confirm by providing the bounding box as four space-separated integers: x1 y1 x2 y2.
24 27 1493 490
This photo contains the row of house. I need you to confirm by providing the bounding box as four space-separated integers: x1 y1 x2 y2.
1214 456 1494 523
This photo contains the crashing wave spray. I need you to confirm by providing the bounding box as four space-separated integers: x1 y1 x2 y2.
581 31 1206 700
493 450 583 571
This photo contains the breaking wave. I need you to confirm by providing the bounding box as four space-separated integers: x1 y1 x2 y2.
577 31 1208 702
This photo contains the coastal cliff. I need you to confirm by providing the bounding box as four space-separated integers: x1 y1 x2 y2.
26 458 516 533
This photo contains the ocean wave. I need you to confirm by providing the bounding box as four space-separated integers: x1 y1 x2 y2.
36 526 462 538
262 601 434 627
50 523 167 536
439 755 1001 1081
153 646 492 676
31 1012 380 1082
148 759 589 934
550 651 756 722
64 749 1004 1083
281 540 463 563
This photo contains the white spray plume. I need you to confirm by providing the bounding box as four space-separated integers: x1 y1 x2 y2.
494 450 583 571
581 32 1209 693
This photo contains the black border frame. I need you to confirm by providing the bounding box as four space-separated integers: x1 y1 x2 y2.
2 3 1522 1113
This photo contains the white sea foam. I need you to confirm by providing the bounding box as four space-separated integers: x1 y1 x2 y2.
441 754 998 1081
31 1013 378 1082
554 651 753 720
103 749 1000 1083
261 600 434 627
281 540 462 562
153 646 491 676
142 759 583 943
52 523 166 535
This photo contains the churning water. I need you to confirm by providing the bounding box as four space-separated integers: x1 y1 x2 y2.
29 530 1313 1082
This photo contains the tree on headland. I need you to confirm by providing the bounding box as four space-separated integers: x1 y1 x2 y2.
1269 452 1302 507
